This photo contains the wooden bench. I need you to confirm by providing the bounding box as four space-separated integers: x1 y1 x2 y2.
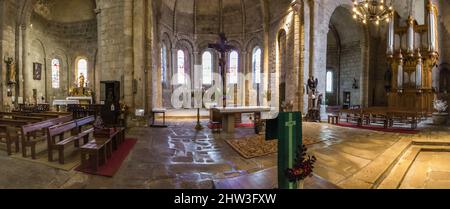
0 125 20 156
73 116 95 146
47 116 93 164
151 108 167 127
80 128 125 171
80 139 112 172
21 115 73 159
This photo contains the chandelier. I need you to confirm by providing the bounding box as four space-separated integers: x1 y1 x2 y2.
352 0 394 25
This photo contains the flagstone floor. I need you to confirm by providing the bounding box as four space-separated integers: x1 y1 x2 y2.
0 119 449 189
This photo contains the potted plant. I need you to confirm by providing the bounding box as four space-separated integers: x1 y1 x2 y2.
432 99 449 125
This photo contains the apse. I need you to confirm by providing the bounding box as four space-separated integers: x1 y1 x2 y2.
26 0 98 102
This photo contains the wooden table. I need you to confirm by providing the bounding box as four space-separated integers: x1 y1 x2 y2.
211 106 271 133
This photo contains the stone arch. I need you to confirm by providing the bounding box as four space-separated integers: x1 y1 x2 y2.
48 48 69 99
27 38 47 100
323 4 370 108
245 37 263 106
175 39 195 86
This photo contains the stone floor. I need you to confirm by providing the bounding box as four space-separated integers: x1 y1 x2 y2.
0 118 449 189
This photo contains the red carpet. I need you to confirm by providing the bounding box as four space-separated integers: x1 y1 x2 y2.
75 138 137 177
208 122 255 129
336 122 419 134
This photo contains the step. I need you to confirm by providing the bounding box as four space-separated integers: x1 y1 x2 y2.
376 146 421 189
337 138 412 189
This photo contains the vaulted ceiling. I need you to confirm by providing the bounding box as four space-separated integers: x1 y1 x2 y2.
158 0 265 35
33 0 96 23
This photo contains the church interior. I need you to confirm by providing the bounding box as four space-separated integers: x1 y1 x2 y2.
0 0 450 189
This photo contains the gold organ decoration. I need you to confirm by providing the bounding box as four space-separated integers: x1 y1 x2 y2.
386 0 439 114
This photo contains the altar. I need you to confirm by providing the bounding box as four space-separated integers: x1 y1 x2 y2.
211 106 272 133
66 96 93 105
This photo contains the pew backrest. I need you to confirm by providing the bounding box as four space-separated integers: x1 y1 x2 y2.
48 121 77 138
76 116 95 128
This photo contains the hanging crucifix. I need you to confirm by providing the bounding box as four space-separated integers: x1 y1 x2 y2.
208 33 236 108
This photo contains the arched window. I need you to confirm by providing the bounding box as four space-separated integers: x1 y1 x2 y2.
326 71 333 93
51 59 60 89
161 44 167 83
202 51 213 85
77 58 88 85
177 50 185 84
252 47 262 84
229 51 239 84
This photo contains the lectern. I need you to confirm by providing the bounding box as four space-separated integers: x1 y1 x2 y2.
266 112 302 189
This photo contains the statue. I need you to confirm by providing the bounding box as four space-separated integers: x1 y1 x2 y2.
79 73 85 88
4 57 16 84
307 76 318 94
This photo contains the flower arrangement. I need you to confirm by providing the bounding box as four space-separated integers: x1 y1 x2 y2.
285 145 317 184
433 99 448 113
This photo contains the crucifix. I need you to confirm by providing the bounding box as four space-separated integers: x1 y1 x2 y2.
208 33 236 108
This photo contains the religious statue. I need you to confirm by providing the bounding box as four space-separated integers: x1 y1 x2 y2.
307 76 318 94
79 73 85 88
4 57 16 85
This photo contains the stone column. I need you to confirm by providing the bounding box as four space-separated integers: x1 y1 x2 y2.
240 50 247 106
133 0 145 110
21 24 27 101
123 0 135 111
94 8 101 102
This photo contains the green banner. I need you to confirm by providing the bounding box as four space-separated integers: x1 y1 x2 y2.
266 112 302 189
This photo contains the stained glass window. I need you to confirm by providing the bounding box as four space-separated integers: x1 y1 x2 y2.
177 50 185 84
202 51 213 85
229 51 239 84
51 59 60 89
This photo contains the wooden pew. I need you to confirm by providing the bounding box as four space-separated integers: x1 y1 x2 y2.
73 116 95 146
0 125 20 156
47 116 93 164
21 115 73 159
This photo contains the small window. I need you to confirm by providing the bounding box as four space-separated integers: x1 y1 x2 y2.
161 44 167 83
51 59 60 89
177 50 185 84
252 47 262 84
202 51 213 85
326 71 333 93
77 58 88 85
229 51 239 84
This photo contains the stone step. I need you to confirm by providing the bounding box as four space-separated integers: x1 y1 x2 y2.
413 140 450 147
337 138 412 189
377 144 450 189
376 146 421 189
